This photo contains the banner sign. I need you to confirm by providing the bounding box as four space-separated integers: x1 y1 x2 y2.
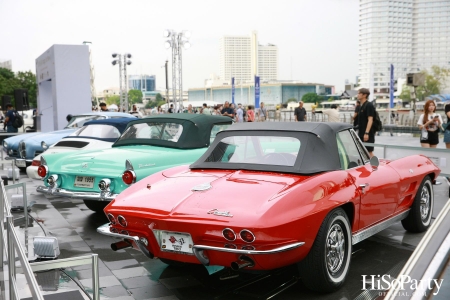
231 77 235 104
255 76 260 108
390 64 394 108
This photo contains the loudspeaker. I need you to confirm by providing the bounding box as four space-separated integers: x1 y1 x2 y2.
14 89 29 111
1 95 11 109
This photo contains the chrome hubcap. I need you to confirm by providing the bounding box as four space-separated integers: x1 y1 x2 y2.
420 184 430 221
326 223 345 275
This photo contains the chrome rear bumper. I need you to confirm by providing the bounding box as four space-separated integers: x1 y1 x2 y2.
36 185 117 200
97 223 305 266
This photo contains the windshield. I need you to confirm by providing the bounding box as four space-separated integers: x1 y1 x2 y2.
117 122 183 142
205 136 300 166
69 124 121 139
66 115 106 128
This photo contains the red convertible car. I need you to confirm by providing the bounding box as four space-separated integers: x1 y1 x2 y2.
98 122 439 292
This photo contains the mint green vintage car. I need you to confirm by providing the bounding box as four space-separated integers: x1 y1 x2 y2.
36 114 232 212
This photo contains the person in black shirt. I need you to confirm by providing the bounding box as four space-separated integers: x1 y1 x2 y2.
353 100 360 127
357 88 375 157
221 101 235 118
168 104 174 113
294 101 307 122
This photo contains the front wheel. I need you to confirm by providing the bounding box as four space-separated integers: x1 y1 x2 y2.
401 176 433 233
83 200 109 213
298 208 352 293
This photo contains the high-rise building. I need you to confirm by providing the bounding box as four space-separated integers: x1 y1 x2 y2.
0 60 12 70
219 31 278 83
358 0 450 96
128 75 155 92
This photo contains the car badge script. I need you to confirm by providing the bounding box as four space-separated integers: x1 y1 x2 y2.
191 183 212 191
207 208 233 217
82 163 88 168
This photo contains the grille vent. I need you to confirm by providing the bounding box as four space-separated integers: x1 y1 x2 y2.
53 141 89 148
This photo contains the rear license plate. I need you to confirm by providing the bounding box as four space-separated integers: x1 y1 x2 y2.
160 231 193 254
74 176 95 188
15 160 26 168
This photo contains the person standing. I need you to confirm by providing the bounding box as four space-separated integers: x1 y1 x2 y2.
5 104 18 133
168 104 174 113
357 88 375 157
201 103 211 115
418 100 442 149
444 102 450 148
99 103 109 112
294 101 307 122
235 103 244 123
221 101 235 119
316 104 340 122
258 102 267 122
246 105 255 122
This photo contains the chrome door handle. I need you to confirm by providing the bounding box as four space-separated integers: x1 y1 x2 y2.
359 183 369 194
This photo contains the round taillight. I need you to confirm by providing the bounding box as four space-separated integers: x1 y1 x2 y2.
222 228 236 241
224 243 237 249
120 230 129 235
31 160 41 167
122 170 136 185
117 215 127 227
107 214 116 225
37 165 48 178
241 245 255 250
110 227 118 233
240 230 255 243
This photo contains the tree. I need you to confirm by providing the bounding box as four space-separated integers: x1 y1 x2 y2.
128 89 143 106
399 66 450 102
287 98 297 103
0 68 38 108
155 93 163 102
105 95 120 106
16 71 37 107
302 92 319 103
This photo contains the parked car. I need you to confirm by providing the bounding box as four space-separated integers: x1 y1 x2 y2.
36 114 232 212
97 122 439 293
2 112 135 170
27 118 135 179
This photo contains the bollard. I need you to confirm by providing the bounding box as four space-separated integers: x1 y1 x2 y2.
92 254 99 300
7 215 16 300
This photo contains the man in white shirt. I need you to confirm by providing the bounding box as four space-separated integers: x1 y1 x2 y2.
236 103 244 123
316 104 340 122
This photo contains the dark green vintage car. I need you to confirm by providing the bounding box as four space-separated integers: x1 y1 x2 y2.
36 114 232 212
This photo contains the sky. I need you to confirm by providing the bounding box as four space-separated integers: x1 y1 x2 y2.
0 0 359 93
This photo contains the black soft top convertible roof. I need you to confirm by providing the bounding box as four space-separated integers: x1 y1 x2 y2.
113 113 233 149
190 122 353 174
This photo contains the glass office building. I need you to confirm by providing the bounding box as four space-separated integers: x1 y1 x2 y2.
129 75 156 92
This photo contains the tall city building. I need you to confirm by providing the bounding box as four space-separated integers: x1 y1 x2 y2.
219 31 278 83
0 59 12 70
358 0 450 96
128 75 155 92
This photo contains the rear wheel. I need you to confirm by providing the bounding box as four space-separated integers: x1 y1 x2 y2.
298 208 351 293
401 176 433 233
83 200 108 213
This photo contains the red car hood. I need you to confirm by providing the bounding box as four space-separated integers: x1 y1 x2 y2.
109 169 308 222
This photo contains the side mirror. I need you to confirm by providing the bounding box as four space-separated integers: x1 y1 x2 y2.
370 156 379 170
66 114 73 122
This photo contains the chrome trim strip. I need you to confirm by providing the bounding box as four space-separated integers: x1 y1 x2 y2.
193 242 305 255
352 210 410 245
36 185 117 200
15 158 33 164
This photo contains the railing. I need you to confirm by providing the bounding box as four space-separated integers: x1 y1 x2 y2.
0 180 100 300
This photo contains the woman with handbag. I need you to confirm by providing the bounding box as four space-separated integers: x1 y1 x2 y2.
417 100 443 148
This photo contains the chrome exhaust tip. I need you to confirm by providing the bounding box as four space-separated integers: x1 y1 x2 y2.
230 255 254 271
111 240 132 251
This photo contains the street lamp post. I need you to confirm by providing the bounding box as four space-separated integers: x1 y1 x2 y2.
164 30 190 112
112 53 132 111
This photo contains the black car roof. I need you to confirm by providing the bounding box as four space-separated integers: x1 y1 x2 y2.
113 113 233 149
191 122 354 175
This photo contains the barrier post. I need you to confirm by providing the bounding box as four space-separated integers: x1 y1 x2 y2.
7 215 16 300
92 254 99 300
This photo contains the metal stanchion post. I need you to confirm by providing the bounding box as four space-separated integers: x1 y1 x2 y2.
7 215 16 300
12 158 16 185
92 254 99 300
0 182 3 265
1 145 4 170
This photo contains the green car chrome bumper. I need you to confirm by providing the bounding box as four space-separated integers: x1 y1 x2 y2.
36 185 117 201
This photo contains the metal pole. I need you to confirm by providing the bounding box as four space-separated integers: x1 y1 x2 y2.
0 181 4 265
171 34 177 112
118 54 123 112
124 55 129 112
92 254 99 300
7 215 16 300
165 60 169 106
178 34 183 112
12 159 15 185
